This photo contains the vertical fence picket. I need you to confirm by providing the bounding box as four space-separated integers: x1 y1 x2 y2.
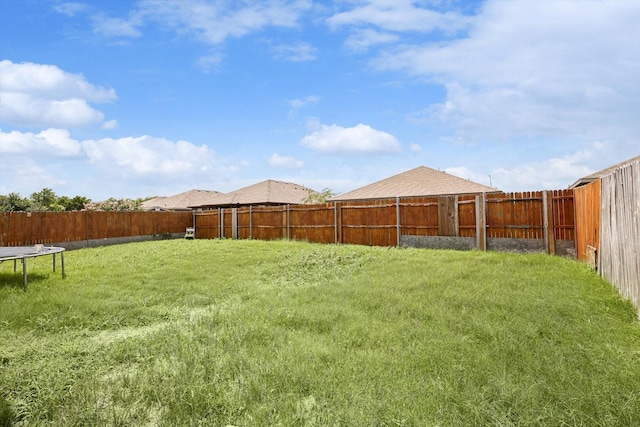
599 159 640 315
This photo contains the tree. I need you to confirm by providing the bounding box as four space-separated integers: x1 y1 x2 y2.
1 189 93 212
0 192 30 211
29 188 59 211
58 195 91 211
84 197 143 211
302 188 338 204
0 189 143 212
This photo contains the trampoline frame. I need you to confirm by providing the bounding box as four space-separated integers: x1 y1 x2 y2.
0 246 66 290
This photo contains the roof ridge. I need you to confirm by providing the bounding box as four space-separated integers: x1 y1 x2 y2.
331 165 498 201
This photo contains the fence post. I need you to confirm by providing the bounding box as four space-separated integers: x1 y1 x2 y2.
396 196 401 247
543 190 556 255
476 193 487 251
192 210 196 238
334 202 338 244
454 195 460 236
336 202 342 244
232 208 238 239
249 206 252 240
218 208 223 238
286 204 290 240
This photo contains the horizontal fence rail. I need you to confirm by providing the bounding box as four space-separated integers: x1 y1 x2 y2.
194 191 576 256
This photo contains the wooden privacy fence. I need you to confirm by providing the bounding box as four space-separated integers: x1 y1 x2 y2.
600 160 640 314
0 191 575 256
0 211 193 247
574 180 600 264
572 157 640 315
195 190 575 255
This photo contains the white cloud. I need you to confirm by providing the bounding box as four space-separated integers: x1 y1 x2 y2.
300 123 401 154
134 0 312 45
53 2 89 17
0 93 106 128
195 52 225 73
92 14 143 38
0 130 246 199
0 60 115 102
345 29 399 52
490 142 610 191
268 153 304 168
288 95 318 109
444 166 493 188
0 60 117 128
0 128 83 157
82 135 219 177
438 142 612 192
272 42 317 62
101 119 119 130
0 162 66 196
327 0 472 33
409 143 421 152
374 1 640 143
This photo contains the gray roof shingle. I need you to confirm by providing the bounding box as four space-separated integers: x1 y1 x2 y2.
191 180 317 208
330 166 498 201
142 189 223 211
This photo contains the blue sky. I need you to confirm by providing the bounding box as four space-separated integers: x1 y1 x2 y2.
1 0 638 201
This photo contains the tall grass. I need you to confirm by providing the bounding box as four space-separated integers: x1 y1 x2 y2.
1 239 639 426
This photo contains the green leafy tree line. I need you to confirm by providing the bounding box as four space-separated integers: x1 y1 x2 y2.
0 188 145 212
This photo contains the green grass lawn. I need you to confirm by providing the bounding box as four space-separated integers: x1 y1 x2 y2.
1 239 639 426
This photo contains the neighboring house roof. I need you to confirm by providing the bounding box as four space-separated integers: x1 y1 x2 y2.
569 154 640 189
142 189 223 211
191 180 318 208
330 166 499 201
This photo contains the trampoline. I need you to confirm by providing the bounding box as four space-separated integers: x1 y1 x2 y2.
0 245 66 289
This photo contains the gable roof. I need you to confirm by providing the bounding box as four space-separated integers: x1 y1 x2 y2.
330 166 498 201
569 154 640 189
191 179 317 208
142 189 223 211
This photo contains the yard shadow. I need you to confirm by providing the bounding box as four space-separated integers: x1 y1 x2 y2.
0 272 50 290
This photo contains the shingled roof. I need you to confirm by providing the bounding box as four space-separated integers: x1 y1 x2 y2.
330 166 498 201
191 179 318 208
142 189 223 211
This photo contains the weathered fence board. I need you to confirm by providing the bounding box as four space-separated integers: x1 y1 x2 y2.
553 189 576 241
398 198 439 237
485 192 545 239
289 204 335 244
574 180 600 261
437 196 458 236
458 197 477 238
192 210 219 239
600 160 640 314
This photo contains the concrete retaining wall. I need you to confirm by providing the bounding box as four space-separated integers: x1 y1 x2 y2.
400 235 476 251
51 233 184 251
400 235 575 257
